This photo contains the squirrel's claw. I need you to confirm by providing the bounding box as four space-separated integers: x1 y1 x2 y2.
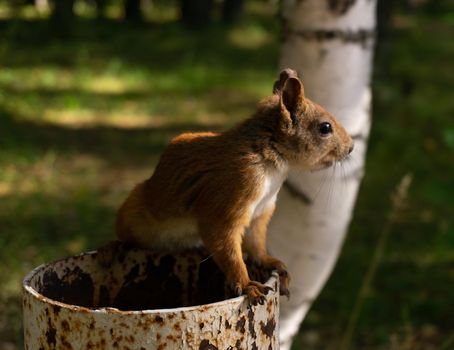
278 270 291 299
241 281 273 306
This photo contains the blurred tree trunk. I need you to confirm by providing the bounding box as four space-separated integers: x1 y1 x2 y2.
222 0 244 23
124 0 142 22
267 1 377 349
94 0 107 19
180 0 213 28
51 0 75 21
51 0 75 36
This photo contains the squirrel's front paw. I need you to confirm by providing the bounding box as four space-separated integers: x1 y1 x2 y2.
261 257 291 298
236 281 273 306
278 270 290 298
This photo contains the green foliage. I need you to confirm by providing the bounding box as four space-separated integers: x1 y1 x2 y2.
0 1 452 349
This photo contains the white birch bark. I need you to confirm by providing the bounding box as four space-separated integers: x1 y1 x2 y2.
267 1 377 349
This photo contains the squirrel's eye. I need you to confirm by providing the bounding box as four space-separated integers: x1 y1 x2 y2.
319 122 332 136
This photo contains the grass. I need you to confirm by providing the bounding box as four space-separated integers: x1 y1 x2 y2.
0 1 452 349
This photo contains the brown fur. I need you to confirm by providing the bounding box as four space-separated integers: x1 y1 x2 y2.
116 69 353 304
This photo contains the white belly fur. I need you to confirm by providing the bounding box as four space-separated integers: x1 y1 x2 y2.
250 169 287 219
134 215 201 251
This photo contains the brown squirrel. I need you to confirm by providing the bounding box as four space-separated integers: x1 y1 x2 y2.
116 69 353 304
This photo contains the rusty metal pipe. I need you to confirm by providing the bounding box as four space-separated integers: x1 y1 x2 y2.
23 245 279 349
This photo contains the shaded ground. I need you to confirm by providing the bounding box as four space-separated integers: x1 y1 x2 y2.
0 1 452 349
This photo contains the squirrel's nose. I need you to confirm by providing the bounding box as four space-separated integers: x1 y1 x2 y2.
348 144 354 154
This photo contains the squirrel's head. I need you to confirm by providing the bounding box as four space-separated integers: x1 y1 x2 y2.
271 69 354 170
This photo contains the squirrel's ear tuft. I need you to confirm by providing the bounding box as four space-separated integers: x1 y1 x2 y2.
281 77 304 115
273 68 299 94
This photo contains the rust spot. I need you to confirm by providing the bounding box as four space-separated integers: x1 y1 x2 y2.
89 321 95 330
260 318 276 338
45 319 56 347
114 335 124 343
113 255 184 310
225 319 231 329
52 304 61 316
235 316 246 333
174 323 181 331
41 266 94 307
166 335 177 342
61 320 70 332
154 315 164 324
235 339 241 349
247 307 256 338
199 322 204 329
199 339 218 350
251 342 258 350
157 343 167 350
267 300 272 313
60 335 72 349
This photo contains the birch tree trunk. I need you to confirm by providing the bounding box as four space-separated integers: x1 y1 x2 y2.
267 1 377 349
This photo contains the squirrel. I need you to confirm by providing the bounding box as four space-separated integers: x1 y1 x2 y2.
115 69 354 305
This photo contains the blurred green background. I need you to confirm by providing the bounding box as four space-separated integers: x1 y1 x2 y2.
0 0 452 349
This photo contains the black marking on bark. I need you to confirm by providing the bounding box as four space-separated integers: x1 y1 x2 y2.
284 27 375 49
284 181 312 205
328 0 357 15
199 339 218 350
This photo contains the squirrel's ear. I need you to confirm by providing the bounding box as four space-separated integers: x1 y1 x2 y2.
273 68 299 94
280 77 304 115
